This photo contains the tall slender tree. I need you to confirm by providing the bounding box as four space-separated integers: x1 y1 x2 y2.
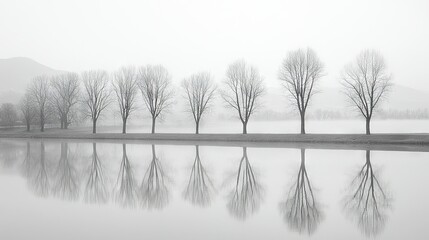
279 48 324 134
221 60 264 134
341 50 392 135
50 72 80 129
29 75 50 132
81 70 111 133
112 66 139 134
19 91 36 131
137 65 173 134
182 72 216 134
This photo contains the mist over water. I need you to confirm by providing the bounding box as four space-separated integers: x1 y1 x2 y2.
91 119 429 134
0 139 428 240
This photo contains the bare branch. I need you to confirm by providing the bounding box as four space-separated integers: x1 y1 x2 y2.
81 70 112 133
112 66 139 133
220 60 264 134
137 65 174 133
181 72 217 134
341 50 392 134
279 48 324 134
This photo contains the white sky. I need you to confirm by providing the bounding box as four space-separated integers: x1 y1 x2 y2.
1 0 429 90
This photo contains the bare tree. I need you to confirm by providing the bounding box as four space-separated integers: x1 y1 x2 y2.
0 103 18 127
227 147 263 220
28 142 50 197
341 50 392 135
137 65 173 134
280 149 323 235
114 144 138 208
52 142 80 201
112 66 139 134
85 143 109 204
343 150 391 237
50 73 80 129
183 145 215 207
19 92 36 131
279 48 324 134
81 70 111 133
221 60 264 134
182 72 216 134
29 75 50 132
139 145 169 210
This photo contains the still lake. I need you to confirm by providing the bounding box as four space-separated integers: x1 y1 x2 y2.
0 138 428 240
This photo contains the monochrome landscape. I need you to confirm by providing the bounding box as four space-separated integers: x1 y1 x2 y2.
1 0 429 239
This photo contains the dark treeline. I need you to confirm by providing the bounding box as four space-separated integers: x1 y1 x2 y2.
1 49 395 135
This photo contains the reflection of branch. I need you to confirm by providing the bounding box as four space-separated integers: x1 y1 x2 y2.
280 149 322 235
139 145 169 210
29 142 50 197
21 141 33 177
344 150 391 237
227 147 262 220
114 144 137 208
85 143 109 204
53 143 80 201
184 146 214 207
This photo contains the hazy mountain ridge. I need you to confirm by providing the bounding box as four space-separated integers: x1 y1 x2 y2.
0 57 61 103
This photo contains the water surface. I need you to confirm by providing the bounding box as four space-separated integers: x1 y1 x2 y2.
0 139 428 239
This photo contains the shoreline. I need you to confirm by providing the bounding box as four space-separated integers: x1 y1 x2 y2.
1 131 429 152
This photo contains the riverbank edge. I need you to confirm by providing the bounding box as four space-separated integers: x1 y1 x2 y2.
1 132 428 145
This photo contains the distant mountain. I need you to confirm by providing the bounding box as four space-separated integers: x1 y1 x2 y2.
0 57 61 103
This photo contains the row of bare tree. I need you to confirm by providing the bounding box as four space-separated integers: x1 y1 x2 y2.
14 48 391 135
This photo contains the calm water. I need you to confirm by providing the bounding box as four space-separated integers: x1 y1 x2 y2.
0 139 428 239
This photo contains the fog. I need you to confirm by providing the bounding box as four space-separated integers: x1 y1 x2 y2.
1 0 429 91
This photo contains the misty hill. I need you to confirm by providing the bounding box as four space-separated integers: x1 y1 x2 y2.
0 57 61 103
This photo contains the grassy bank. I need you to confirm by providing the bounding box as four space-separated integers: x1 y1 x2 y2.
0 129 428 151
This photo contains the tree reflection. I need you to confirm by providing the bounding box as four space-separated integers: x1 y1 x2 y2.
52 142 80 201
28 142 50 197
84 143 109 204
280 149 323 235
227 147 263 220
21 141 33 177
344 150 391 237
183 145 214 207
139 145 169 210
114 144 138 208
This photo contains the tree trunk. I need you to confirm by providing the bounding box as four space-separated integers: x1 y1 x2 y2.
64 114 69 129
365 150 370 164
365 117 371 135
26 122 30 132
40 111 44 132
60 119 64 129
242 121 247 134
92 119 97 134
122 118 127 134
300 112 306 134
151 144 156 157
195 120 199 134
300 148 306 165
151 117 156 134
